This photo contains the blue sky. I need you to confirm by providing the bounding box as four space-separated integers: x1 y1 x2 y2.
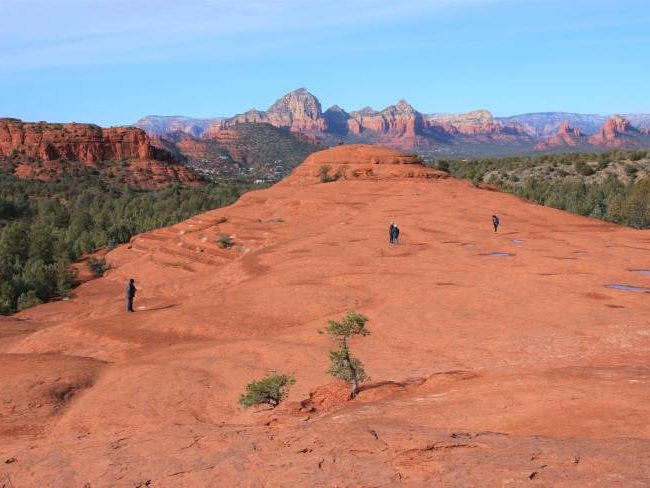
1 0 649 125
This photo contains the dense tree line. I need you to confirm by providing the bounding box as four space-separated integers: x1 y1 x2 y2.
0 175 253 314
507 177 650 228
435 149 650 230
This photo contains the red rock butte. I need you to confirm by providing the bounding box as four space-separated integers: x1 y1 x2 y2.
1 144 649 486
0 118 197 187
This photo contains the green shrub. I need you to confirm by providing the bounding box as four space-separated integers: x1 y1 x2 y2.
17 290 43 311
217 234 233 249
574 161 595 176
319 164 333 183
86 257 107 278
433 160 450 172
238 374 296 408
597 160 610 171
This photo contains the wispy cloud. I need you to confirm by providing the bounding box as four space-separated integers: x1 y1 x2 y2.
0 0 500 73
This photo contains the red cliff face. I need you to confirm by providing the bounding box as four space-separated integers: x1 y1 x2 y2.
421 110 532 144
0 118 167 163
347 101 423 138
211 88 326 136
535 120 586 149
266 88 326 133
558 120 583 137
424 110 495 135
589 116 639 147
0 118 198 187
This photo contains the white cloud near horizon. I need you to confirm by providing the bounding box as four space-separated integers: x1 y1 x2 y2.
0 0 503 74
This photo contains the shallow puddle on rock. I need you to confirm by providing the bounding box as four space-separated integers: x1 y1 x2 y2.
629 269 650 275
606 284 650 292
512 239 525 243
486 252 515 257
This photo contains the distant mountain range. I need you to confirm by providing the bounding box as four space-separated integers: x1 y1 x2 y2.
136 116 225 138
2 89 647 187
135 88 650 162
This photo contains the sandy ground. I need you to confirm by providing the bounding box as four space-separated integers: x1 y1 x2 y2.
1 145 649 487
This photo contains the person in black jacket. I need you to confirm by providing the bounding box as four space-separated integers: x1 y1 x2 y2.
126 279 137 312
492 215 500 233
393 224 400 244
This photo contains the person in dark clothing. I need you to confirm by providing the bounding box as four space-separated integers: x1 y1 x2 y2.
492 215 500 233
389 223 400 245
126 279 137 312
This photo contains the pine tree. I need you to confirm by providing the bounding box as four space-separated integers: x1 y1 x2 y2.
325 310 370 398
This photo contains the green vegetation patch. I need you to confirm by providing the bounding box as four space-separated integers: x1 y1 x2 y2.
442 149 650 229
0 174 253 314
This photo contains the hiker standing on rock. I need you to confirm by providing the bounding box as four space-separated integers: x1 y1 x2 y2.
389 222 400 245
126 278 137 312
492 215 500 233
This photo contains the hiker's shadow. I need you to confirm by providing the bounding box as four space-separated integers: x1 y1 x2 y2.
138 303 179 312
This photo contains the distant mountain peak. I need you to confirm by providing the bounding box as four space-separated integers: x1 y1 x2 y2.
325 104 347 113
393 100 417 113
356 106 376 115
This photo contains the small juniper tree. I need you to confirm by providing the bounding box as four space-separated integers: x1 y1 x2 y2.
238 374 295 409
319 164 333 183
326 310 370 398
218 234 233 249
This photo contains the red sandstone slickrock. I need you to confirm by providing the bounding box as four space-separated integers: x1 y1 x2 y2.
0 145 649 487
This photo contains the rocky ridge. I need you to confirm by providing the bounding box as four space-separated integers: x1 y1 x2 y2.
0 118 198 187
135 90 650 163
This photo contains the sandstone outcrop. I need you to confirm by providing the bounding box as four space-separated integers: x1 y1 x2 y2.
208 88 326 136
347 100 424 138
0 118 168 162
1 144 648 485
589 115 640 147
0 118 198 187
284 144 447 185
535 120 587 149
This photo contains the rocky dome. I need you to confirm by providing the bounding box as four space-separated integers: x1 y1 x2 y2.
1 142 648 485
1 141 649 484
283 144 447 185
